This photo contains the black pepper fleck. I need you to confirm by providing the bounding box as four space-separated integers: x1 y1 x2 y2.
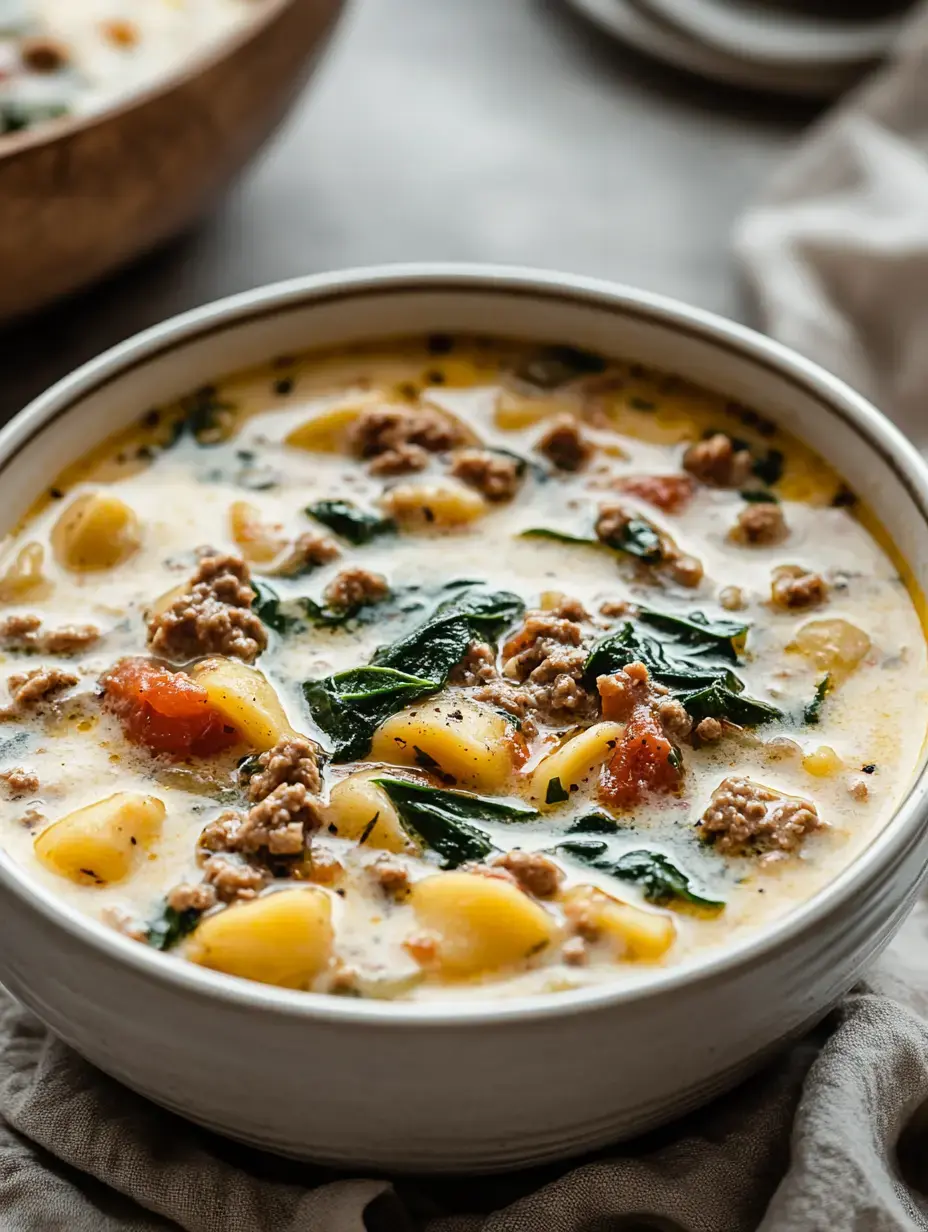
274 377 294 396
862 763 877 774
427 333 454 355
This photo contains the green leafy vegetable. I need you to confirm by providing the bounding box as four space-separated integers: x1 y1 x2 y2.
251 580 392 634
740 489 778 504
306 499 396 545
567 811 619 835
557 842 724 913
373 777 537 867
545 777 570 805
304 586 524 760
303 667 437 761
753 448 784 486
513 345 607 390
1 100 68 134
637 608 747 661
521 522 663 564
178 385 237 444
804 673 832 725
146 904 202 951
677 681 782 727
584 608 781 728
597 517 663 564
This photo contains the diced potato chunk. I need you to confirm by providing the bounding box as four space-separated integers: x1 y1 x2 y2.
51 492 141 571
494 392 563 431
285 403 364 453
34 792 165 885
228 501 286 565
787 619 871 678
411 872 557 977
321 773 414 854
803 745 843 778
187 888 333 988
563 885 675 962
0 542 48 602
381 482 487 530
529 721 625 807
192 657 295 751
369 698 517 791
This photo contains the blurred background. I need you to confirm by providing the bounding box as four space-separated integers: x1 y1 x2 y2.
0 0 893 422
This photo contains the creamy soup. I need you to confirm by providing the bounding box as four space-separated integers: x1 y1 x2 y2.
0 0 264 135
0 335 925 1001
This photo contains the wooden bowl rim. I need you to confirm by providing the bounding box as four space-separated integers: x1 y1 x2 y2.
0 0 302 162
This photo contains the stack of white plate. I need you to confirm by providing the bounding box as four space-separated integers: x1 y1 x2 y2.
566 0 911 97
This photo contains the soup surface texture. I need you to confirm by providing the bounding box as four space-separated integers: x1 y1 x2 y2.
1 336 925 1001
1 0 263 135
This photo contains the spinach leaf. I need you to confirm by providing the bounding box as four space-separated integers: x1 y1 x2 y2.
804 673 832 725
306 499 396 545
178 385 237 444
521 524 663 564
567 811 620 834
740 488 778 504
677 681 781 727
146 904 202 951
584 610 780 728
583 623 742 693
557 841 724 913
252 580 393 634
303 667 437 761
637 608 747 662
753 448 784 486
304 586 523 760
597 517 663 564
545 777 571 805
513 345 607 390
374 777 537 867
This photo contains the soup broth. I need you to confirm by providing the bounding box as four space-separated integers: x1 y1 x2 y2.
1 335 925 1001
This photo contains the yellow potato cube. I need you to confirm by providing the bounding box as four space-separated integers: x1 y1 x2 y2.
370 699 518 791
228 501 286 565
787 619 871 678
285 403 364 453
802 745 843 778
0 542 48 602
35 792 165 885
494 392 564 431
529 722 624 807
563 885 675 962
187 888 333 988
192 657 295 751
381 482 487 530
322 773 415 854
51 492 141 571
411 872 557 977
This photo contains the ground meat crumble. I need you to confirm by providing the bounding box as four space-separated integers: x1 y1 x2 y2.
534 414 592 471
449 449 522 501
771 565 828 610
349 404 460 475
698 776 823 855
683 434 754 488
733 503 788 546
147 552 267 663
2 667 79 714
323 568 389 612
489 849 564 898
499 607 596 724
0 767 40 797
271 532 340 578
0 615 101 655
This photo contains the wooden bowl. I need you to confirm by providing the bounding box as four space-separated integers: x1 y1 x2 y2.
0 0 346 323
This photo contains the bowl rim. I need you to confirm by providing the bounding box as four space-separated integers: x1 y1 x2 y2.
3 261 928 1028
0 0 306 161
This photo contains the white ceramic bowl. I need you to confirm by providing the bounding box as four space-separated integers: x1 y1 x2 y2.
1 266 927 1173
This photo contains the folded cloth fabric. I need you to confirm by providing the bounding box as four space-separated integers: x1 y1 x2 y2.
6 12 928 1231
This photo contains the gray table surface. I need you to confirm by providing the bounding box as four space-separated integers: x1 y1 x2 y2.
0 0 824 424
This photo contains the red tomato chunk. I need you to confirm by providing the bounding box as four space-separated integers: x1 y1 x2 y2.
600 706 681 808
102 658 238 757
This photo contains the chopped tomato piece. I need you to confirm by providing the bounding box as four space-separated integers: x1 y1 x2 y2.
102 658 238 758
619 474 694 514
600 705 681 809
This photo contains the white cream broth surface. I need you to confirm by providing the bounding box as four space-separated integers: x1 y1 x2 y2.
1 0 263 134
0 336 925 1002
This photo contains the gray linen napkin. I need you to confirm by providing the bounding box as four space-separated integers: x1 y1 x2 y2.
7 12 928 1229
